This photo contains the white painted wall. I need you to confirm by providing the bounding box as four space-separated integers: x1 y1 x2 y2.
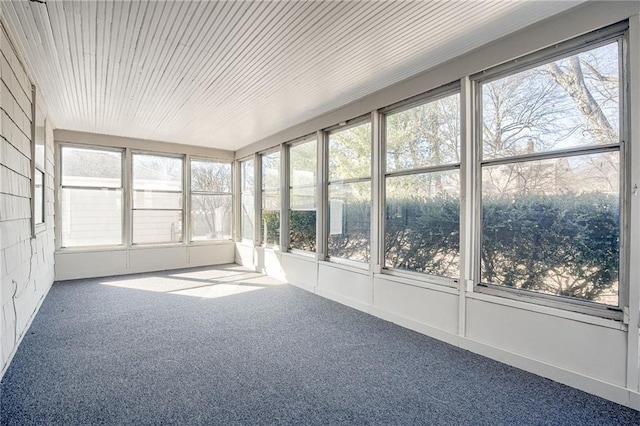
236 2 640 411
54 243 234 281
0 22 55 377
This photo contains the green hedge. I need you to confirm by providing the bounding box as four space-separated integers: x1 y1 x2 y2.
265 192 619 303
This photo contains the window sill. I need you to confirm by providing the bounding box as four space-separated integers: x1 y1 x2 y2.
188 239 234 246
470 286 625 328
130 242 186 249
376 269 459 295
283 250 317 261
56 244 127 254
319 258 370 275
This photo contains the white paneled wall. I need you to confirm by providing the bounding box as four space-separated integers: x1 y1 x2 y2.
236 2 640 411
0 21 55 376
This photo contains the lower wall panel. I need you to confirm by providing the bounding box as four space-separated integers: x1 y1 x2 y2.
465 298 627 387
235 244 256 270
55 243 235 281
281 253 317 292
373 276 458 335
243 252 637 409
317 263 371 307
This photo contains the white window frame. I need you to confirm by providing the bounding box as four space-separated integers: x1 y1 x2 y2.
131 151 185 246
379 83 462 286
287 135 318 254
323 116 373 267
260 148 281 249
189 157 233 243
57 143 125 249
239 157 256 244
471 22 629 320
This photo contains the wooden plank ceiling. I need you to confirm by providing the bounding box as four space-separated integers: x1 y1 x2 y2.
2 0 582 151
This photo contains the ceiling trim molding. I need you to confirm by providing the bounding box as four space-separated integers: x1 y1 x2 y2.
54 129 234 160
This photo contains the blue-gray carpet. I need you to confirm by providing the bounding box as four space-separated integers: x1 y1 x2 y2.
1 265 639 425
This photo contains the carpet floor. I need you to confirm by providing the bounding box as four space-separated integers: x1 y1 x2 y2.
1 264 639 425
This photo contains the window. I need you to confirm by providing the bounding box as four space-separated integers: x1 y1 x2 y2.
132 153 183 244
261 151 280 247
60 146 123 247
327 121 371 262
240 159 255 241
289 138 317 252
190 159 232 241
384 91 461 277
478 37 623 306
33 106 45 226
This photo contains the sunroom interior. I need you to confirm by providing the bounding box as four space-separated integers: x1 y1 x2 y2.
1 0 640 418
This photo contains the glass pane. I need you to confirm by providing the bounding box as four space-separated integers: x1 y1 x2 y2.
262 158 280 246
60 188 122 247
385 171 460 277
261 210 280 247
386 93 460 172
241 193 254 240
481 151 619 305
262 190 280 211
35 107 45 169
329 122 371 181
133 190 182 209
290 210 316 252
61 147 122 188
290 140 317 187
34 170 44 225
133 210 183 244
191 194 232 241
328 180 371 262
262 151 280 190
241 159 254 191
191 160 232 193
482 42 619 160
133 154 182 191
290 186 316 210
290 186 316 252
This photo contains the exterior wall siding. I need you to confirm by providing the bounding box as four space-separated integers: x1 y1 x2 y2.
0 22 55 377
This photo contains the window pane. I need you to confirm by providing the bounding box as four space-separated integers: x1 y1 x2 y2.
133 154 182 191
191 160 231 193
482 42 619 160
261 210 280 247
241 193 254 240
290 140 317 187
133 210 183 244
35 107 45 169
133 191 182 209
386 93 460 172
262 152 280 190
328 122 371 181
290 186 316 210
242 159 254 191
34 170 44 225
290 186 316 252
262 190 280 211
481 151 619 305
61 147 122 188
61 188 122 247
191 194 232 241
385 171 460 277
328 181 371 262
